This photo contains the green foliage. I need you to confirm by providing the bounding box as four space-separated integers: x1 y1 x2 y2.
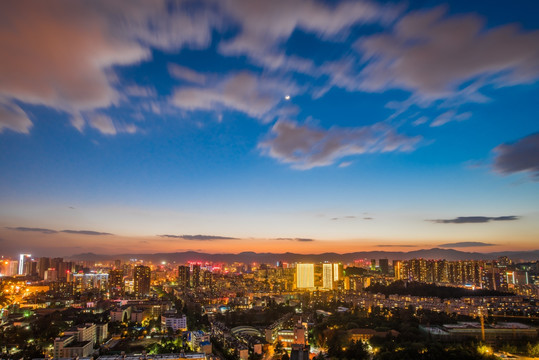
147 337 190 354
526 341 539 357
343 340 369 360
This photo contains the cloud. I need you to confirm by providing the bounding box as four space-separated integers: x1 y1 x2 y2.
158 234 238 241
60 230 112 236
6 227 57 234
275 238 315 242
88 114 117 135
439 241 495 248
259 119 421 169
430 111 471 127
168 64 207 85
171 71 296 121
218 0 398 73
338 161 352 168
331 216 356 221
6 226 112 235
0 100 33 134
429 216 520 224
493 132 539 181
355 6 539 100
412 116 429 126
124 85 156 98
86 113 139 135
0 0 219 133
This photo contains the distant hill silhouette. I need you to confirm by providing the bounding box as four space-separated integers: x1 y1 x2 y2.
69 248 539 263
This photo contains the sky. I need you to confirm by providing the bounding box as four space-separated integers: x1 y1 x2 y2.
0 0 538 257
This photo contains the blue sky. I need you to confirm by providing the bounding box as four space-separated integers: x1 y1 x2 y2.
0 0 538 256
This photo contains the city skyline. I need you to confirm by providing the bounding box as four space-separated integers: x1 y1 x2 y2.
1 0 539 256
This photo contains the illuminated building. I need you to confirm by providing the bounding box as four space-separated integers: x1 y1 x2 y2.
134 265 151 297
45 268 58 281
162 313 187 331
109 269 124 298
192 264 201 288
293 322 307 345
393 260 402 280
18 253 31 275
333 263 343 281
202 270 213 289
322 263 333 289
296 263 314 289
49 281 73 297
1 259 19 276
73 273 109 293
178 265 190 288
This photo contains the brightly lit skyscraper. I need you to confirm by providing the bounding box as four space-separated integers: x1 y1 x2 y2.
18 254 31 275
322 263 333 289
296 263 314 289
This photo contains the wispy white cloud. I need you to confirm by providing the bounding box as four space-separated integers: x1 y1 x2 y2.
124 85 157 98
0 0 219 134
430 111 471 127
87 113 138 136
355 6 539 100
88 114 117 135
0 99 32 134
171 71 297 121
168 64 207 85
218 0 399 73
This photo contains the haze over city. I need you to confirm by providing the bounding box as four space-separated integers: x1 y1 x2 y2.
1 0 538 257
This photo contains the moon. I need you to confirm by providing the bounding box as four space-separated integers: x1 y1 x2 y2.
284 95 291 100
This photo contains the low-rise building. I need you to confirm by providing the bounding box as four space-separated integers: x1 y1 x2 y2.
162 313 187 332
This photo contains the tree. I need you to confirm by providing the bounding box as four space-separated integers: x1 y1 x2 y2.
527 342 539 357
344 340 369 360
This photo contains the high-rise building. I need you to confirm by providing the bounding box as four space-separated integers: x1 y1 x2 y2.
18 254 31 275
322 263 333 289
38 257 50 279
134 265 151 297
178 265 190 288
333 263 343 282
109 269 125 298
0 259 18 277
370 259 376 271
393 260 402 280
191 264 201 288
379 259 389 274
296 264 314 289
202 270 213 289
24 259 37 277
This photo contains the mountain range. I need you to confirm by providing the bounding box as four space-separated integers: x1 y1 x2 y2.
69 248 539 263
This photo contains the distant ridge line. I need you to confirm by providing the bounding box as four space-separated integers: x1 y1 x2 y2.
68 248 539 263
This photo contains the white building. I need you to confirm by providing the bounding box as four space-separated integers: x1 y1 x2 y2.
161 314 187 332
322 263 333 290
